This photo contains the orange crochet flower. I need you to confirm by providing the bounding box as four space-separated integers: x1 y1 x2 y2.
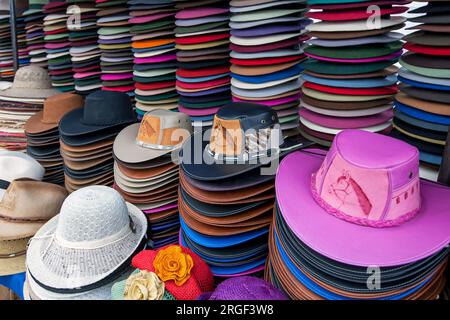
153 245 194 286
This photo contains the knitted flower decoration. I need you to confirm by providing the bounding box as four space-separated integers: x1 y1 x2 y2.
153 245 194 286
123 270 165 300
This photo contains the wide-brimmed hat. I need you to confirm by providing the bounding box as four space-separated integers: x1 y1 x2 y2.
198 276 288 300
0 237 31 276
26 186 147 292
24 268 133 300
59 90 137 137
276 129 450 267
113 110 193 164
181 102 311 181
24 93 84 134
111 245 214 300
0 180 67 241
0 65 59 101
0 151 45 199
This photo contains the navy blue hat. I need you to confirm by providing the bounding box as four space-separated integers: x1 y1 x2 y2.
59 90 136 137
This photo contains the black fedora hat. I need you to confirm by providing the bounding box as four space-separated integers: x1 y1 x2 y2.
181 102 312 181
59 90 137 137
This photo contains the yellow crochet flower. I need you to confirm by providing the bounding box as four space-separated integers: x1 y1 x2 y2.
123 270 165 300
153 245 194 286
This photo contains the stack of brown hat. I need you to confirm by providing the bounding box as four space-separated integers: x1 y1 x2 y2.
24 93 84 185
0 66 59 152
113 109 193 248
0 179 67 278
59 90 137 192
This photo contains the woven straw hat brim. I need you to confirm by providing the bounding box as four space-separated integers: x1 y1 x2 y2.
26 202 147 291
0 87 59 100
25 269 133 300
0 254 26 276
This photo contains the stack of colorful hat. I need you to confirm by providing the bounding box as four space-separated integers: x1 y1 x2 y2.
24 186 147 300
111 245 214 300
24 93 83 185
0 66 58 152
112 110 193 248
96 0 134 96
299 0 408 147
43 2 74 93
179 102 308 278
0 4 13 81
17 15 31 68
67 0 102 95
59 90 136 192
229 0 310 137
128 0 178 118
392 1 450 175
24 0 49 68
174 0 231 128
267 129 450 299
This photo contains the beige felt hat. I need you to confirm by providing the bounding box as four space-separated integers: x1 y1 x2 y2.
113 109 193 164
0 65 59 101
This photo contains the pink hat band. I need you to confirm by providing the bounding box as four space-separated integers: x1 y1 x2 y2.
311 130 421 228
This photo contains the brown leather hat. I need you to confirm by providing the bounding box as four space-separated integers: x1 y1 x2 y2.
0 179 68 241
24 93 84 134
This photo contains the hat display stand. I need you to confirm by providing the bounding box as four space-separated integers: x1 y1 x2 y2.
0 5 13 81
43 2 74 93
16 14 30 68
174 0 231 129
128 0 178 119
24 0 49 68
229 0 310 138
96 0 134 97
298 0 408 146
65 0 102 95
266 130 450 299
391 0 450 179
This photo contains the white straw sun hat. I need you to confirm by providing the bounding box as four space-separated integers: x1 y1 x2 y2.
26 186 147 292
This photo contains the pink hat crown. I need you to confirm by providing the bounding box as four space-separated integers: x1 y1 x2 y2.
311 130 421 228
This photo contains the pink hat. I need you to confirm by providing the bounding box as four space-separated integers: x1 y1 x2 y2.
276 129 450 267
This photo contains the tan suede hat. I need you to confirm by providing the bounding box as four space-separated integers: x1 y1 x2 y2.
0 179 68 241
24 93 84 134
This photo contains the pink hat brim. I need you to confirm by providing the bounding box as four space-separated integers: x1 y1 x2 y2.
276 150 450 267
